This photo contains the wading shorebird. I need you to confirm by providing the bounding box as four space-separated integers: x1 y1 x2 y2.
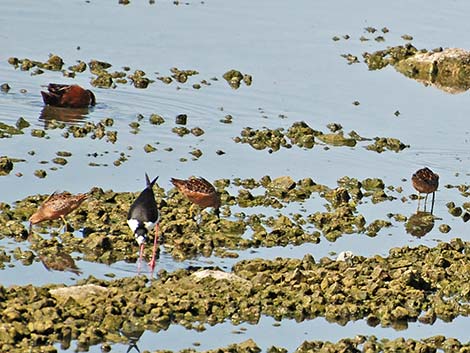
41 83 96 108
127 174 160 274
29 191 88 233
171 177 221 219
412 167 439 213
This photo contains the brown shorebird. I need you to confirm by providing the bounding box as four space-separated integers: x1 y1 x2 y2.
127 174 160 274
171 177 221 219
41 83 96 108
412 167 439 213
29 191 88 233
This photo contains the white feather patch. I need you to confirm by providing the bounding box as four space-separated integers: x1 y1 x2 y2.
127 219 140 233
143 221 156 232
127 219 156 245
136 235 146 246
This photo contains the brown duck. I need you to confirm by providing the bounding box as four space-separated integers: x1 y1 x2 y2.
41 83 96 108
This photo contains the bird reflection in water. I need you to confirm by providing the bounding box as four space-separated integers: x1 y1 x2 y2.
120 321 145 353
39 105 90 128
39 251 82 275
405 211 435 238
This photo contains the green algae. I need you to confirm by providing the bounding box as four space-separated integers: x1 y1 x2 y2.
170 67 199 83
0 156 14 175
34 170 47 178
191 127 205 137
8 54 64 72
2 240 470 351
1 83 11 92
52 157 68 166
341 53 360 65
151 336 470 353
363 44 419 71
144 144 157 153
172 127 191 137
0 122 24 138
69 60 87 72
128 70 154 88
31 129 46 138
0 175 409 263
89 60 112 72
359 44 470 93
190 149 203 158
15 117 30 129
365 137 410 153
176 114 187 125
0 141 465 351
6 55 250 93
220 114 233 124
223 69 252 89
235 127 289 152
439 224 451 233
317 132 356 147
149 113 165 125
235 122 407 153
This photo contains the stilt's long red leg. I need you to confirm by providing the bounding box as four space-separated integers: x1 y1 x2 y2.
148 223 159 274
138 243 144 275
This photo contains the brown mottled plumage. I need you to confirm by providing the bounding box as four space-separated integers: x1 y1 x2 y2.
41 83 96 108
29 191 88 232
412 167 439 213
171 177 220 217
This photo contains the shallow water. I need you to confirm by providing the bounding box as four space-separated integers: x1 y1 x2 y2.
2 0 470 351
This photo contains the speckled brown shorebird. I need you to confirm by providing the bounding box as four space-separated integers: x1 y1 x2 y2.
41 83 96 108
412 167 439 213
29 191 88 233
171 177 221 218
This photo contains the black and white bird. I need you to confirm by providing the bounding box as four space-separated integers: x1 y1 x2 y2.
127 173 160 273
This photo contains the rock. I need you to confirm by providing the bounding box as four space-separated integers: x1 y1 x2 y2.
50 284 108 303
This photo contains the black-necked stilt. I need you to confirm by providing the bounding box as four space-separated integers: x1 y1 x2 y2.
127 173 160 274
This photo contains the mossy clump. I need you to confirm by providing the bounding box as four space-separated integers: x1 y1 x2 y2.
128 70 154 88
363 44 419 70
144 144 157 153
170 67 199 83
0 122 24 138
7 54 64 72
223 69 252 89
235 122 406 154
34 170 47 178
365 137 409 153
1 83 11 92
149 114 165 125
0 156 14 175
172 127 190 137
15 117 30 130
235 127 289 152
